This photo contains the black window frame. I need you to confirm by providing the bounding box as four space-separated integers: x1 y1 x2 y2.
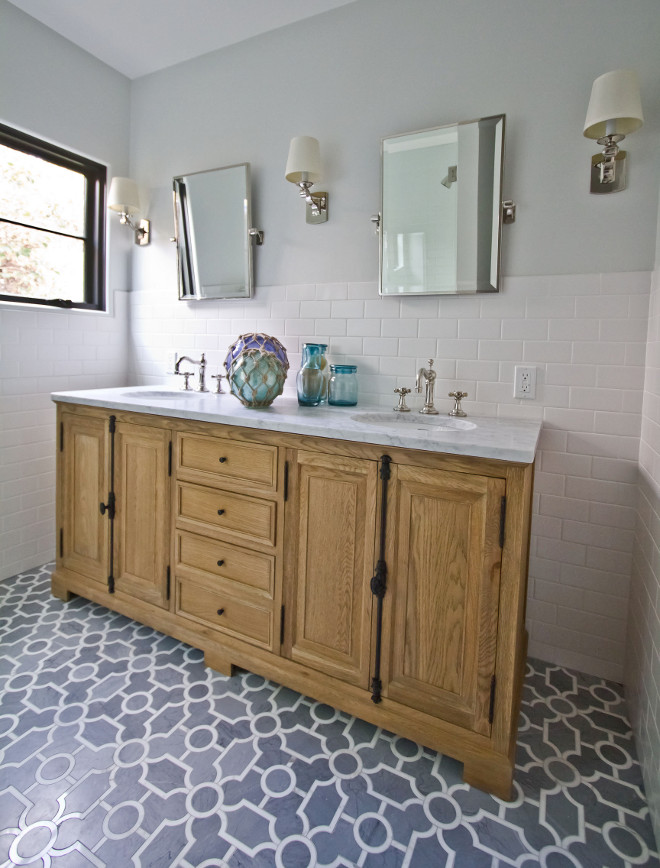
0 122 106 311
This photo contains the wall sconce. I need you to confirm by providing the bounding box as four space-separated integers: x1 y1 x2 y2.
583 69 643 193
108 176 150 245
285 136 328 224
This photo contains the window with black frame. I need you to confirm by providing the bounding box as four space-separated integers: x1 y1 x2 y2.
0 122 106 310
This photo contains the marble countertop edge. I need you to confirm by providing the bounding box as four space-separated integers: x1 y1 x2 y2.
51 386 542 464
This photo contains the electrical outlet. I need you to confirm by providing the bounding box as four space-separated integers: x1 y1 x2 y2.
514 366 537 399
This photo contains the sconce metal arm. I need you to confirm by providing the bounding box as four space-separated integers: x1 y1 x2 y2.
595 133 625 185
297 181 326 216
119 211 150 246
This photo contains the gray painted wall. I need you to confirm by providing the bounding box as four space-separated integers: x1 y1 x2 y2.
130 0 660 286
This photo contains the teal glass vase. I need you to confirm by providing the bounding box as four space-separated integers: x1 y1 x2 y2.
296 343 325 406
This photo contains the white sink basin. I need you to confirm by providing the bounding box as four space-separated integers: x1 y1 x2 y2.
352 412 476 432
121 389 198 399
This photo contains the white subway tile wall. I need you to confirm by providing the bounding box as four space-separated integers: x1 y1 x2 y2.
0 292 130 580
129 271 651 682
627 254 660 844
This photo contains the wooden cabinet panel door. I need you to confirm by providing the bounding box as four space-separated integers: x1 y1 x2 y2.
385 465 505 736
60 412 110 586
287 451 378 688
114 422 171 608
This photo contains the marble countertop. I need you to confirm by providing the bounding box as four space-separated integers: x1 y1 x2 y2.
51 386 541 463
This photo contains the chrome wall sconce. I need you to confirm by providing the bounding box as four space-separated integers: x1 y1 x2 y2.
583 69 643 194
285 136 328 224
108 176 150 245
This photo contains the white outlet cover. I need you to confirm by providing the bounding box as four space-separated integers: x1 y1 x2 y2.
514 366 537 399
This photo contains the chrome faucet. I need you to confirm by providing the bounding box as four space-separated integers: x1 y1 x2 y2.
174 353 208 392
415 359 438 415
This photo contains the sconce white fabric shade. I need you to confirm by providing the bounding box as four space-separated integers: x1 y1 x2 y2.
285 136 322 184
583 69 644 139
108 176 141 214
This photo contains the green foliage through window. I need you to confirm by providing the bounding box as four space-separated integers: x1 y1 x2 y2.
0 123 106 310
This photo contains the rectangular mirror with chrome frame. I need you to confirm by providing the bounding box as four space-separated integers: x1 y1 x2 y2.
173 162 262 300
378 114 507 296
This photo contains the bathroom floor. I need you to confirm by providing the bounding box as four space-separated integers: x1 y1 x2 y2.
0 564 658 868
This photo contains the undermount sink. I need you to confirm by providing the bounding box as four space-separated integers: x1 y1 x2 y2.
352 412 476 432
120 389 198 399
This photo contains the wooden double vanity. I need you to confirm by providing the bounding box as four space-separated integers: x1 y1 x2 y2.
52 387 539 800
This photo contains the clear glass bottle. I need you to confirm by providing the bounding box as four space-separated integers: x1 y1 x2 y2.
302 342 328 402
316 343 329 403
296 343 325 406
328 364 358 406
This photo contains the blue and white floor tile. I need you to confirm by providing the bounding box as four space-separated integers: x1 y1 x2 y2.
0 564 658 867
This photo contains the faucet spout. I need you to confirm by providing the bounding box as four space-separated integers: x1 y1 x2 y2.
173 353 208 392
174 354 196 374
416 359 438 415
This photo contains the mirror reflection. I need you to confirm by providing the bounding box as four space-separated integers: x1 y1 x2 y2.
379 114 505 296
173 163 255 300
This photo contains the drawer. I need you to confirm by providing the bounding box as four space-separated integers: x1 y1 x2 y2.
176 531 274 597
177 482 276 547
176 574 272 648
177 433 277 491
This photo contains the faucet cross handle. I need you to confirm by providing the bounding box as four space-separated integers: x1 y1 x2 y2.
211 373 225 394
393 387 411 413
448 391 468 417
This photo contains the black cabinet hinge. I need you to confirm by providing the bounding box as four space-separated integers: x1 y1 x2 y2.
108 574 115 594
488 674 497 724
109 415 116 434
499 497 506 548
283 461 289 502
280 605 285 645
370 455 391 705
379 455 391 481
166 566 171 600
168 441 173 477
59 422 64 452
59 528 63 558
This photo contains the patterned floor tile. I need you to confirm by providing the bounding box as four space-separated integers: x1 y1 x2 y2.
0 564 658 867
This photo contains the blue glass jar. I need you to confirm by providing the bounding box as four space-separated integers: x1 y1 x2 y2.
297 343 325 406
328 364 358 406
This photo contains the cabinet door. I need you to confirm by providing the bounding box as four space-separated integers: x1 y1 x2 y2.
60 412 110 586
114 422 171 608
385 465 505 736
287 451 378 688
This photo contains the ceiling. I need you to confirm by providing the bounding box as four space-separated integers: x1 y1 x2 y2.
7 0 358 79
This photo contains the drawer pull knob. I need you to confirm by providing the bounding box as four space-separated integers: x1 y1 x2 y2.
216 559 225 567
219 457 227 463
217 509 225 516
217 608 225 616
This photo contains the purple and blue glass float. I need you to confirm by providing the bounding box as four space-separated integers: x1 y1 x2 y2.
224 332 289 408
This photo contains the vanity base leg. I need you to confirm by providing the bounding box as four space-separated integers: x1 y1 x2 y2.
51 575 74 602
463 755 514 801
204 650 235 678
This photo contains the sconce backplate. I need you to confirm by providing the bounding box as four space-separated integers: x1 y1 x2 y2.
590 150 627 194
306 193 328 224
135 218 151 246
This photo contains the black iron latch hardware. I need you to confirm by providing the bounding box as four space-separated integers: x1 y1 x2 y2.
99 492 115 520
